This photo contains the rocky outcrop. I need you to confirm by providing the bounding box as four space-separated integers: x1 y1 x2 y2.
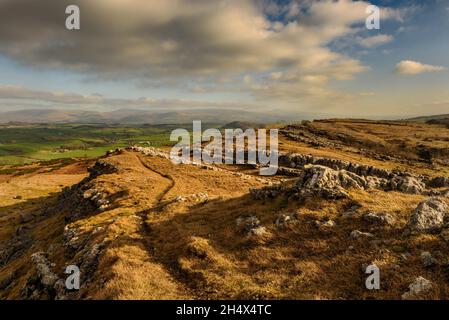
279 153 393 180
252 153 447 204
350 230 374 239
276 167 303 177
18 153 135 299
30 252 60 289
275 213 299 229
56 160 119 222
21 252 66 300
236 216 269 239
402 277 433 300
295 166 416 199
63 225 89 258
315 219 336 232
131 146 170 159
81 187 111 212
363 211 396 226
21 227 109 300
406 198 448 234
390 175 425 194
58 182 109 222
250 185 283 200
236 216 270 242
427 188 449 198
428 176 449 188
278 152 449 196
294 165 367 200
87 160 118 178
250 164 389 200
236 216 262 234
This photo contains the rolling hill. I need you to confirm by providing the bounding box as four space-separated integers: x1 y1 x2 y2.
0 109 293 125
1 119 449 300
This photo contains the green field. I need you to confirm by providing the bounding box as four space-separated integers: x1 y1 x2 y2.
0 123 179 166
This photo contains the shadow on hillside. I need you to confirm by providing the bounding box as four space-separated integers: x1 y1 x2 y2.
0 193 61 233
130 191 447 299
132 193 347 296
0 193 65 296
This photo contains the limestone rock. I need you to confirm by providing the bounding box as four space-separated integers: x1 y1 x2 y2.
131 146 170 159
363 211 395 226
390 175 425 194
315 219 336 229
236 216 261 233
275 213 298 229
294 165 364 199
402 277 433 300
350 230 374 239
30 252 59 289
88 160 118 178
407 198 448 233
250 185 282 200
428 176 449 188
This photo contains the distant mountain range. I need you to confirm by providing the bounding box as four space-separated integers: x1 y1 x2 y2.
3 109 447 125
0 108 297 125
405 114 449 122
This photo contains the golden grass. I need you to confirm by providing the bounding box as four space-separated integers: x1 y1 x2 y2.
280 120 449 177
1 119 449 300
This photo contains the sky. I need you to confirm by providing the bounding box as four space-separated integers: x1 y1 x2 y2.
0 0 448 119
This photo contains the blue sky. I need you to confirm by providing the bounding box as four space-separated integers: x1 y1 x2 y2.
0 0 448 119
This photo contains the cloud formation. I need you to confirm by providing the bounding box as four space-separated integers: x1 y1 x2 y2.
0 85 258 112
0 0 408 108
395 60 446 75
359 34 394 48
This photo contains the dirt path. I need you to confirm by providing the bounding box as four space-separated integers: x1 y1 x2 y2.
131 153 193 297
136 154 175 203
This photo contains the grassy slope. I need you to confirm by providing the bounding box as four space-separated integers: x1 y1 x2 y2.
405 114 449 122
1 120 449 300
0 124 173 165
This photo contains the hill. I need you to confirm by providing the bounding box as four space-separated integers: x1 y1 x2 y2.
405 114 449 123
1 119 449 300
426 118 449 128
0 109 294 125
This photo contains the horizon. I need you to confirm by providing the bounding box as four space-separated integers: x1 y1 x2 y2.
0 0 448 119
0 107 447 124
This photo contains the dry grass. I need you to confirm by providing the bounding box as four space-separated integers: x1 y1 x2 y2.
281 119 449 176
0 161 90 299
1 119 449 300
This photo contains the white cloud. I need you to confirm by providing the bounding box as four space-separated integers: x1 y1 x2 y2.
359 34 394 48
0 0 409 108
395 60 446 75
0 85 251 111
